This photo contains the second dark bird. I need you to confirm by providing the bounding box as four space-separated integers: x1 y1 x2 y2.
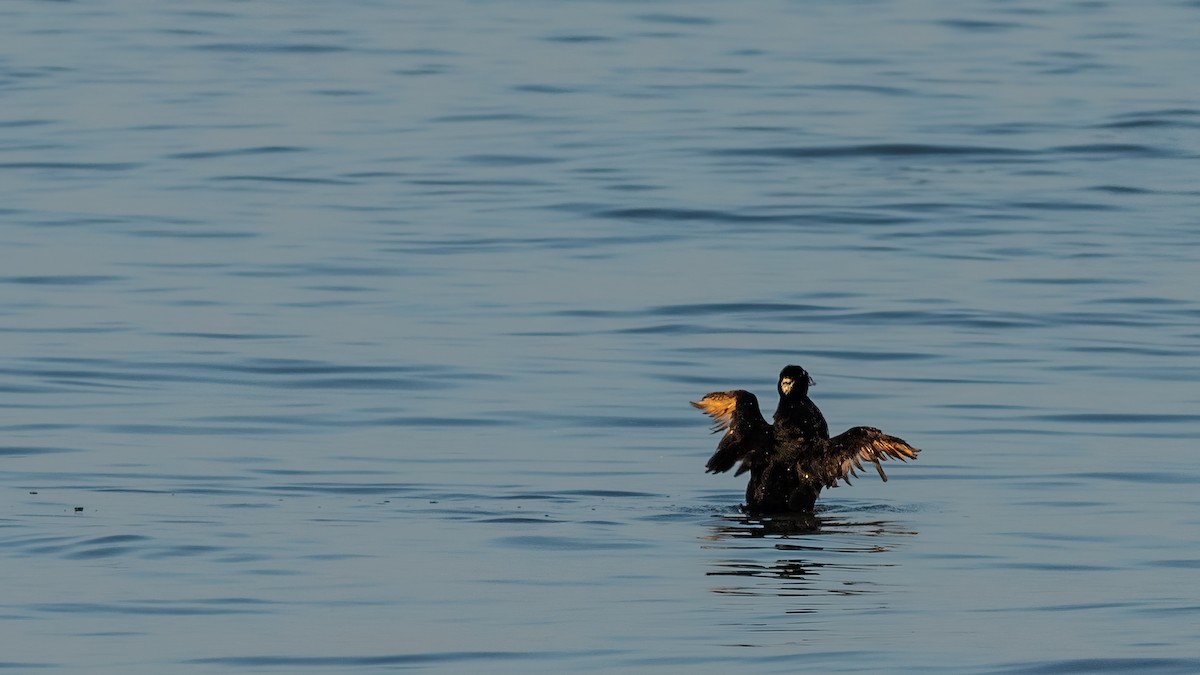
693 365 919 513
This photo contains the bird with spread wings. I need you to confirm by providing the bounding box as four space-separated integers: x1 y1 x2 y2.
692 367 919 513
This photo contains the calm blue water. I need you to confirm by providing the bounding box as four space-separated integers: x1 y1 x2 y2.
2 0 1199 672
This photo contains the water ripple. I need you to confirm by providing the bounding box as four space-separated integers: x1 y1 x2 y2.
989 657 1200 674
29 601 270 616
0 161 142 171
0 275 125 286
191 43 349 54
186 650 621 668
4 357 462 393
166 146 306 160
0 446 79 456
712 144 1032 159
494 535 652 551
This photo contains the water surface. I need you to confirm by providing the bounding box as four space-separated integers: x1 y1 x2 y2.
2 0 1199 672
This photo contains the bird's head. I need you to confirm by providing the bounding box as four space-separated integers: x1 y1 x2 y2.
777 364 815 398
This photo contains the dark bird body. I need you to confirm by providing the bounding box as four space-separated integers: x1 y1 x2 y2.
772 364 829 448
692 365 920 514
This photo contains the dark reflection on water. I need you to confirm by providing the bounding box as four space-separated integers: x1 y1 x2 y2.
703 511 917 610
709 510 919 540
709 512 826 538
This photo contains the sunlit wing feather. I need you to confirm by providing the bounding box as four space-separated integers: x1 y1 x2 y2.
823 426 920 488
690 391 739 435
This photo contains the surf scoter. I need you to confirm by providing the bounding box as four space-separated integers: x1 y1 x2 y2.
692 365 920 513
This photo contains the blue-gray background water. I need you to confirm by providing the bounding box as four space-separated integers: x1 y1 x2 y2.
2 1 1199 672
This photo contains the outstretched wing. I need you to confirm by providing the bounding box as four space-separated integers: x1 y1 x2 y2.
821 426 919 487
691 391 740 435
691 390 771 474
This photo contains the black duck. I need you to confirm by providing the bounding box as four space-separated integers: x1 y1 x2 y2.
693 365 920 513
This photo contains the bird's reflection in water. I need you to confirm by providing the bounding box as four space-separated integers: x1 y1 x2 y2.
702 509 916 604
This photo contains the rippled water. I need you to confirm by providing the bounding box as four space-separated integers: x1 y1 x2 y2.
3 0 1199 672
